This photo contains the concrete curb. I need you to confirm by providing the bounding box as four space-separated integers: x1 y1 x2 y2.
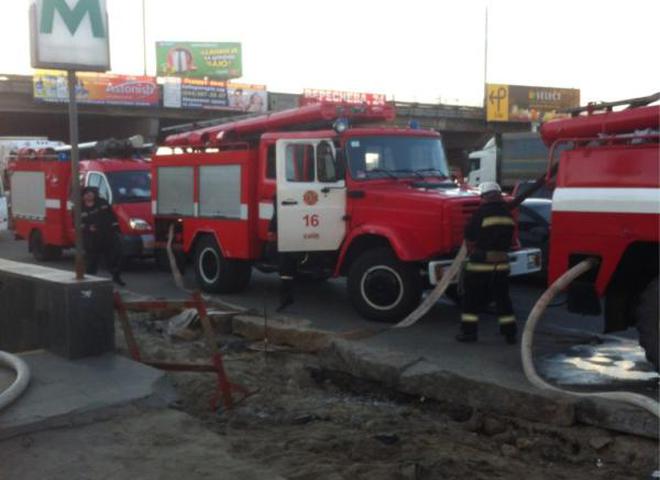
231 314 658 439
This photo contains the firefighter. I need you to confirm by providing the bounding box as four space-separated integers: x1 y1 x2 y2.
456 182 516 344
268 194 296 312
81 186 125 286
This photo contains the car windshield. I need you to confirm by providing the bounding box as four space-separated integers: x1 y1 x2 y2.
106 170 151 204
346 136 449 180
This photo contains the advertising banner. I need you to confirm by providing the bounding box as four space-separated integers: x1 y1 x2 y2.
163 78 267 112
156 42 242 80
33 70 160 107
486 84 580 122
301 89 387 106
30 0 110 71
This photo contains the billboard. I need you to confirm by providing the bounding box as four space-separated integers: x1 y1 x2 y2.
486 84 580 122
163 78 267 112
156 42 242 80
30 0 110 71
301 89 387 106
33 70 160 107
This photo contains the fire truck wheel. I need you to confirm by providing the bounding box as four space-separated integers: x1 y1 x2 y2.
194 235 250 293
348 248 422 322
29 230 61 262
636 277 659 372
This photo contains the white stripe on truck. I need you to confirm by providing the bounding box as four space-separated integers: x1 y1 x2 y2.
553 188 660 215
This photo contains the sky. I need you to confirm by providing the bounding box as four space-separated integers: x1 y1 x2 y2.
2 0 659 106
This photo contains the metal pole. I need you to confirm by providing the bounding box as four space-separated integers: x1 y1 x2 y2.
483 5 489 106
142 0 147 76
67 70 85 280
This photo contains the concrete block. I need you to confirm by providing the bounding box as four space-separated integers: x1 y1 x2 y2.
319 339 425 388
575 398 659 439
0 259 114 359
399 360 576 427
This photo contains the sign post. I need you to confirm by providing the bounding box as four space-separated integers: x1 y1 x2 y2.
66 70 84 279
30 0 110 280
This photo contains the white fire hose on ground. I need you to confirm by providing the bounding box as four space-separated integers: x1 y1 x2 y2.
164 222 659 418
395 246 659 418
522 258 660 418
0 351 31 411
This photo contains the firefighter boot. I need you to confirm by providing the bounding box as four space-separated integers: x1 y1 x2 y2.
276 278 294 312
455 320 478 343
500 321 517 345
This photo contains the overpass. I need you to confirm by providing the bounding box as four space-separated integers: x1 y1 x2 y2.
0 74 530 168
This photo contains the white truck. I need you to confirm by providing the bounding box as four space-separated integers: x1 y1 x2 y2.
0 137 64 232
467 132 549 190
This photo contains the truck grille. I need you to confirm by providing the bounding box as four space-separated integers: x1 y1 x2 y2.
451 200 480 246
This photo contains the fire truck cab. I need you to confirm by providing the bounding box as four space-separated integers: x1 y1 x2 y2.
541 95 660 370
154 102 541 321
8 137 155 261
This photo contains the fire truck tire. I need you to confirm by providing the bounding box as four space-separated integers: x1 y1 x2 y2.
635 277 659 372
348 248 422 322
194 236 250 293
29 230 61 262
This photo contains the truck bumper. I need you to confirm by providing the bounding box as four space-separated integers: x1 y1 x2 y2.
428 248 543 285
120 234 155 257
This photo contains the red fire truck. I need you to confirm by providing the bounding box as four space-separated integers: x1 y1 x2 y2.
152 102 541 321
541 95 659 369
7 137 155 261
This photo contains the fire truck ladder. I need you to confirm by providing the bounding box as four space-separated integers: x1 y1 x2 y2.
561 92 660 117
162 101 396 148
13 135 153 162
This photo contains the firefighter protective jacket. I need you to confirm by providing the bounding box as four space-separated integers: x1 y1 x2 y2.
463 199 514 262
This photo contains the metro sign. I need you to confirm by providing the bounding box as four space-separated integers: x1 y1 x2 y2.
30 0 110 71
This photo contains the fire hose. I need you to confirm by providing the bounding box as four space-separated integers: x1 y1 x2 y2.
522 258 660 418
393 250 659 418
163 214 659 417
0 351 31 411
393 243 467 329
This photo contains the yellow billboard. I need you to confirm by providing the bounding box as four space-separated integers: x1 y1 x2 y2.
486 84 580 122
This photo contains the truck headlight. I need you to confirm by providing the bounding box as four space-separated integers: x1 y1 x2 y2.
129 218 151 231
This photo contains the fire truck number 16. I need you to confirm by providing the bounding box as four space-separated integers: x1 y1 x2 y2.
303 214 320 227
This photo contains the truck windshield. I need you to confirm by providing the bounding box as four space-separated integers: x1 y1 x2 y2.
346 136 449 180
106 171 151 204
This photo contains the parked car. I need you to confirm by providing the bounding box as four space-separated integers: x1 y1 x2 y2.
518 198 552 275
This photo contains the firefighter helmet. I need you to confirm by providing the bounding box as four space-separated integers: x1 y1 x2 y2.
478 182 502 196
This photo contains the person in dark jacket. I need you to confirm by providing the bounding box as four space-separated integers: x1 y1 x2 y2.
457 182 516 344
81 186 125 286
